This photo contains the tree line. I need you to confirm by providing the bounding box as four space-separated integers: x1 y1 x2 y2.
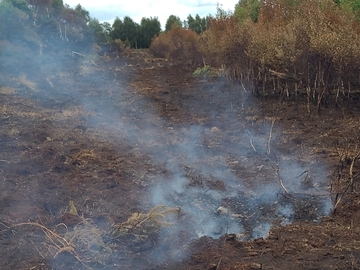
108 13 209 48
0 0 210 49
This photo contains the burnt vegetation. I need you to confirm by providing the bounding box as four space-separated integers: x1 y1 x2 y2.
151 0 360 113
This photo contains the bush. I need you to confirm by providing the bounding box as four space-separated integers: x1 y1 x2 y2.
198 0 360 109
149 27 202 66
193 65 211 76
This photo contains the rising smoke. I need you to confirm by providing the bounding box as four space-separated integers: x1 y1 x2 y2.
0 37 332 267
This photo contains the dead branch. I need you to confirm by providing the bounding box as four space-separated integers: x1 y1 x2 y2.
71 51 85 57
216 257 223 270
267 118 275 155
333 178 353 214
246 130 259 155
273 158 290 195
349 148 360 192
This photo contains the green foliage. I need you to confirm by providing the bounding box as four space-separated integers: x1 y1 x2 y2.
0 0 29 39
193 65 211 76
187 14 207 34
51 0 63 16
110 17 123 40
110 16 139 47
101 22 112 34
234 0 260 23
336 0 360 20
9 0 30 13
74 4 90 23
138 17 161 48
122 16 139 48
110 16 160 48
165 15 182 32
88 18 109 43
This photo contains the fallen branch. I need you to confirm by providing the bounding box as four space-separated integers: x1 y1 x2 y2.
333 178 352 214
246 130 260 156
267 118 275 155
71 51 85 57
216 257 223 270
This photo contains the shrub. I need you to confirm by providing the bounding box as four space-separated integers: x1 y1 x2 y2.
149 27 202 66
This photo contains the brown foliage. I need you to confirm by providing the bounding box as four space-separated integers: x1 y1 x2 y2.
197 0 360 111
149 27 202 66
148 0 360 111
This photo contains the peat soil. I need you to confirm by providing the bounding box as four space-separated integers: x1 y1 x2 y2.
0 48 360 269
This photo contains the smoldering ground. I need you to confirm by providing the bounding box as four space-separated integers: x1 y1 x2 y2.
0 40 333 269
73 68 332 262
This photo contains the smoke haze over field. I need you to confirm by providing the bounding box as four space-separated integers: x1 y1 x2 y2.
0 37 332 267
73 60 332 246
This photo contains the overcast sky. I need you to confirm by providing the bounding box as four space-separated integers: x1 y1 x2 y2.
64 0 238 29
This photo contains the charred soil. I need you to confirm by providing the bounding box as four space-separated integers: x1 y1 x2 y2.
0 49 360 269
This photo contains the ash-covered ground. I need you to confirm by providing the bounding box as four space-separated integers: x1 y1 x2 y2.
0 48 360 269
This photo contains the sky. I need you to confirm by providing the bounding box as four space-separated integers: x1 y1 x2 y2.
64 0 239 29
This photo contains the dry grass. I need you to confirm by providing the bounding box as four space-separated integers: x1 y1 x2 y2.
0 200 112 269
68 149 99 167
0 86 16 95
110 205 180 240
17 74 38 92
72 149 98 161
52 106 91 120
80 65 99 76
0 103 47 119
0 204 180 269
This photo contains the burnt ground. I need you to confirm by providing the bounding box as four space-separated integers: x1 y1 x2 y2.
0 48 360 270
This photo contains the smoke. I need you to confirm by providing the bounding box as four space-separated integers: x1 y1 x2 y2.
73 73 332 264
0 36 332 268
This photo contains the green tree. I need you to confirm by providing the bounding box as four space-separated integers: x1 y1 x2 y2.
88 18 109 43
101 22 112 34
138 17 161 48
165 15 182 32
122 16 139 48
74 4 90 23
234 0 260 23
110 17 123 40
187 14 207 34
51 0 63 16
9 0 30 13
0 0 29 39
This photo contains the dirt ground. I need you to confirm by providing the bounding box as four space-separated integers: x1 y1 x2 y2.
1 48 360 270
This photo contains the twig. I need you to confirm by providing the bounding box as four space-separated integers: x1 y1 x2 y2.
333 178 352 214
279 177 290 194
349 149 360 192
246 130 258 154
0 222 10 229
8 222 92 269
296 171 308 178
71 51 85 57
11 222 68 246
216 257 223 270
273 158 290 194
267 118 275 155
